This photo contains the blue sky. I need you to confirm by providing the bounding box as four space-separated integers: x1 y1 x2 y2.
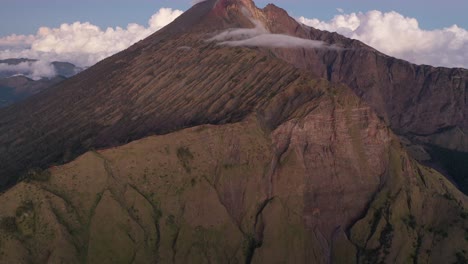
1 0 467 36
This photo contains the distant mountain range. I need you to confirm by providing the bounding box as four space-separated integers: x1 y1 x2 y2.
0 58 83 107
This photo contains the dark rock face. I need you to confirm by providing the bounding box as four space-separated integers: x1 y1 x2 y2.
250 3 468 192
274 40 467 150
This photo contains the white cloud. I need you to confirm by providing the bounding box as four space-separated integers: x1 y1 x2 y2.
0 61 56 80
209 20 268 41
297 11 468 68
148 8 184 30
0 34 35 49
29 60 57 80
336 8 344 14
218 34 332 49
209 17 332 50
0 8 183 69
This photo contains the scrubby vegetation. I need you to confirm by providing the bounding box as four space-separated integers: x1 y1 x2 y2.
0 217 17 234
18 168 51 182
177 146 194 173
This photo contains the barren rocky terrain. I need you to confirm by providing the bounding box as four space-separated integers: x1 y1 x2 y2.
1 85 466 263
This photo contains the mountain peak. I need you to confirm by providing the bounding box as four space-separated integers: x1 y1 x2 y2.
210 0 256 9
159 0 267 34
210 0 258 20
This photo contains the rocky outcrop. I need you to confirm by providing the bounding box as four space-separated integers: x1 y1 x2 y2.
257 3 468 192
258 4 467 146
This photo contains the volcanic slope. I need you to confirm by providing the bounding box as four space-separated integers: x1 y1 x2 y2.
0 0 466 192
0 0 331 188
0 79 466 264
0 0 467 263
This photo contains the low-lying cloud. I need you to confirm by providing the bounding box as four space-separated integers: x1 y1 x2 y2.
298 11 468 68
209 17 331 50
0 8 183 69
209 20 268 42
0 61 56 80
218 34 331 49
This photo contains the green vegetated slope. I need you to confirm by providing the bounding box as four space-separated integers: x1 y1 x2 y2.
0 80 466 264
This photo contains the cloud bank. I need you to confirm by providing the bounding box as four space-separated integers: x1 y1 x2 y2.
298 11 468 68
0 61 56 80
218 34 330 49
209 17 331 50
0 8 183 68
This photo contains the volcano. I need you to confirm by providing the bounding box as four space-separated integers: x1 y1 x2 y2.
0 0 466 263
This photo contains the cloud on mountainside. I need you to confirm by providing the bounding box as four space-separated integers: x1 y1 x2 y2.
298 10 468 68
209 13 334 49
216 34 331 49
0 8 183 70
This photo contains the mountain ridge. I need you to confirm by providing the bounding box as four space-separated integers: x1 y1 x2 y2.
0 85 466 263
0 0 466 191
0 1 466 263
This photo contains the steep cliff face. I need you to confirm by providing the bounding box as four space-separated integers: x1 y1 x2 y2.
247 3 468 192
259 4 467 145
0 83 466 263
